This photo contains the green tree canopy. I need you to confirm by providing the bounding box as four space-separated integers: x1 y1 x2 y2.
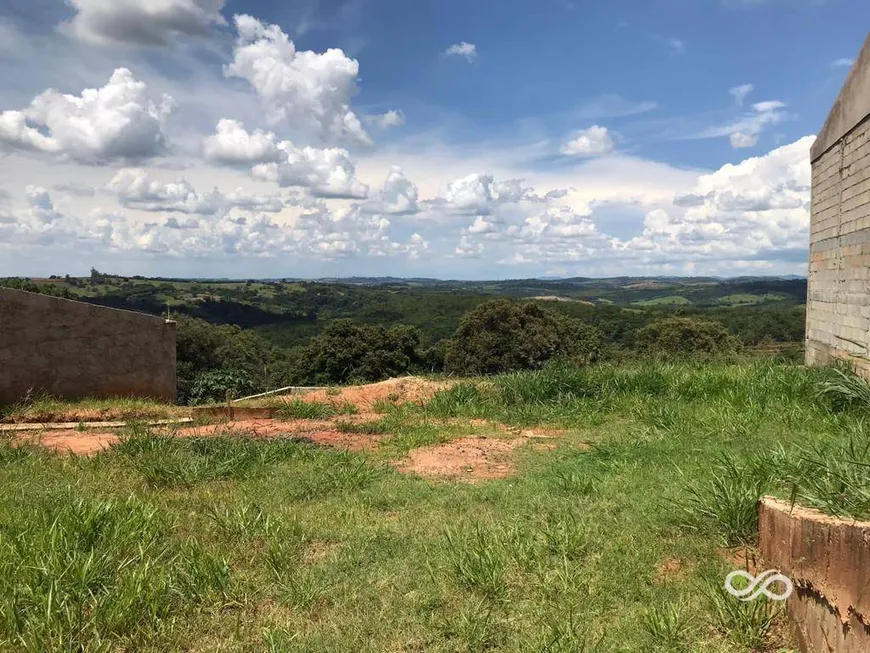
634 316 739 357
444 299 603 375
288 320 424 385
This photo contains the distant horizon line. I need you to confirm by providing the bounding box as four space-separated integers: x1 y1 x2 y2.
12 273 809 283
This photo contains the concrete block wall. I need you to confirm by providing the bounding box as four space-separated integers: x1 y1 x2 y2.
807 34 870 376
0 289 177 406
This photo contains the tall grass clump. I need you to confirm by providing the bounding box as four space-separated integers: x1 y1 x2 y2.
681 453 774 546
775 435 870 519
425 383 489 418
702 579 780 650
641 600 694 651
494 364 599 405
116 429 306 488
815 367 870 412
0 495 230 651
443 525 508 598
275 399 358 420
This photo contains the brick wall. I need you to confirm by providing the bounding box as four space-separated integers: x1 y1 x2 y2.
807 114 870 377
0 289 176 406
759 497 870 653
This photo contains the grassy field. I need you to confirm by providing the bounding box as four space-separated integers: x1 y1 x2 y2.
1 361 867 651
713 294 786 307
631 295 692 306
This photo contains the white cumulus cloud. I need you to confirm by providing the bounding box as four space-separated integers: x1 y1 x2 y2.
225 15 370 145
374 167 419 215
203 119 283 165
0 68 173 164
204 121 369 199
368 110 406 130
445 42 477 61
106 168 283 215
253 145 369 199
561 126 615 157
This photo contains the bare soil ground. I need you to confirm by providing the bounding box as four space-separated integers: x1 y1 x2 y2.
19 431 121 456
12 378 569 477
393 430 563 481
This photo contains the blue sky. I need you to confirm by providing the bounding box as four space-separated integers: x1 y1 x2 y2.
0 0 867 279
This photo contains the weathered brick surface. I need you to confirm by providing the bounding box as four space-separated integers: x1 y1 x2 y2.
807 114 870 377
0 289 176 405
759 498 870 653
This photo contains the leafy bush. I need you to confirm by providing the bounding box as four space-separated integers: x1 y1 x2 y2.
286 320 424 385
634 317 739 358
188 369 259 405
444 299 603 376
174 315 273 403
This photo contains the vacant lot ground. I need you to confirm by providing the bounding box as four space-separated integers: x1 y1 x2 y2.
2 361 868 651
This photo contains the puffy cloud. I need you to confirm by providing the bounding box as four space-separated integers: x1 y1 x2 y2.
438 174 494 214
253 145 369 199
365 167 419 215
561 126 615 157
368 110 406 130
433 173 537 216
0 68 173 164
467 216 498 235
455 235 484 258
203 121 369 199
623 136 814 263
225 15 370 144
832 58 854 68
445 42 477 61
223 188 283 213
203 119 282 165
729 83 754 106
25 186 62 223
63 0 227 46
416 137 815 275
105 168 283 214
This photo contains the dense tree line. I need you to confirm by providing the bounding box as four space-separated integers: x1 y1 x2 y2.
1 275 808 404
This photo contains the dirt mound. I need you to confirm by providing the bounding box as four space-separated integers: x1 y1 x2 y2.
393 435 534 481
289 377 452 411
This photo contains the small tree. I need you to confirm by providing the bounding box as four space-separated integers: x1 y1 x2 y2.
288 320 424 385
444 299 603 376
634 316 739 358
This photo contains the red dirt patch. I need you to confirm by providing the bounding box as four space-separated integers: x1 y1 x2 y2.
297 430 383 453
290 377 452 411
176 419 382 452
393 435 538 481
716 546 760 575
176 419 335 438
654 559 687 584
22 431 120 456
